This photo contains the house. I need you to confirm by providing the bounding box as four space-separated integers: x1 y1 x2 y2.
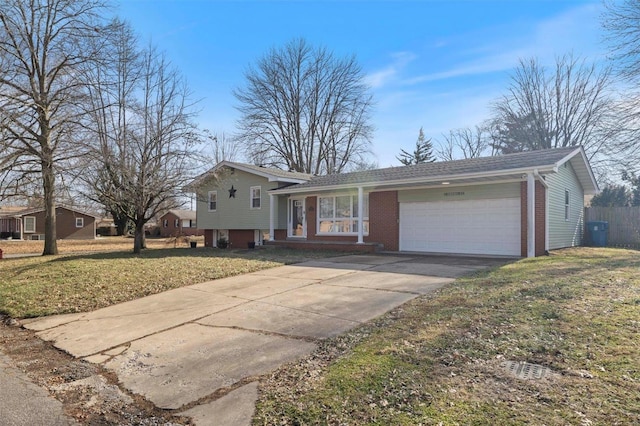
192 147 598 257
191 162 311 248
267 146 598 257
0 205 97 240
159 209 203 238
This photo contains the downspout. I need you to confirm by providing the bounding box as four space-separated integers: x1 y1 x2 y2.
357 187 364 244
527 172 535 258
269 194 276 241
534 169 550 254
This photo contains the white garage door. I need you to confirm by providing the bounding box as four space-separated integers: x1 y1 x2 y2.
399 198 521 256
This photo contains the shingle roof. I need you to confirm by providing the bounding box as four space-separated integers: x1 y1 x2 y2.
166 209 196 220
229 162 313 181
278 147 582 192
187 161 312 189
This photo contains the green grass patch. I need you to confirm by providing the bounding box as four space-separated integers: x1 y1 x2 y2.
254 248 640 425
0 247 340 318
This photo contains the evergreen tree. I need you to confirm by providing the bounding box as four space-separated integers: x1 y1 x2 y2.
590 185 630 207
397 128 436 165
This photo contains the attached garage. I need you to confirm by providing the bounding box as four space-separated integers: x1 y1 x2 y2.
399 195 521 256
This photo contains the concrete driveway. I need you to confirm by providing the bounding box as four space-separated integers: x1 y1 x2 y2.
23 254 503 425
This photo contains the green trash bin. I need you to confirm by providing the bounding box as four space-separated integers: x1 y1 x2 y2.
586 221 608 247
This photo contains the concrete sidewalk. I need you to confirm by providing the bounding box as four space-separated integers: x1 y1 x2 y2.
0 352 77 426
22 254 495 425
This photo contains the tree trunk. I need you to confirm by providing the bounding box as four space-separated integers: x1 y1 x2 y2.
42 153 58 256
111 210 129 236
133 222 145 254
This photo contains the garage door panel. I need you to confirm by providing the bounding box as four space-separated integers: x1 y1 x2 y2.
399 198 520 256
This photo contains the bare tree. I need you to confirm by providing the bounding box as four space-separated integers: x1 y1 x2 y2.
602 0 640 169
0 0 106 255
603 0 640 84
82 32 200 253
437 125 496 161
204 130 240 164
234 38 374 175
490 54 617 163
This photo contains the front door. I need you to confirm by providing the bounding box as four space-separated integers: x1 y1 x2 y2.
289 198 306 237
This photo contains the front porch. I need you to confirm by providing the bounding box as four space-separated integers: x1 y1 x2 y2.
265 238 382 253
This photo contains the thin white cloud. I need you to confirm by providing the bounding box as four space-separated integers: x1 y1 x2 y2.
401 2 603 86
364 51 417 88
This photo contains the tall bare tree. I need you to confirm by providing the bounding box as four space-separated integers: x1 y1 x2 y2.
437 125 496 161
79 18 140 236
204 130 240 164
0 0 106 255
490 54 617 163
82 36 200 253
602 0 640 168
234 38 374 175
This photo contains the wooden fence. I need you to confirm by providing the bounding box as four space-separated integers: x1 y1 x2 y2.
584 206 640 248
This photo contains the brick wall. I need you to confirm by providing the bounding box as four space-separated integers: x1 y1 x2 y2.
367 191 399 251
520 181 547 257
228 229 256 249
204 229 214 247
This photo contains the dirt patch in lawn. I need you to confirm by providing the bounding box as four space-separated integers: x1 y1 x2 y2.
0 316 191 425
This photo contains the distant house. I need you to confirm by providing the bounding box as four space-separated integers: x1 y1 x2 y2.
190 147 598 257
0 205 97 240
159 209 203 238
189 162 311 248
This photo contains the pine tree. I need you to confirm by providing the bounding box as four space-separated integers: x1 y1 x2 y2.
397 127 436 165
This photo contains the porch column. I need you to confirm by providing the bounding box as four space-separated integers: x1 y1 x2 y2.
269 194 276 241
527 172 535 258
357 186 364 244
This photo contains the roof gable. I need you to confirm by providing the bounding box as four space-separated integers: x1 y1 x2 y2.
188 162 312 190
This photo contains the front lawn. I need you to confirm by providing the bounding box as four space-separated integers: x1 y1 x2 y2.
0 247 338 318
255 248 640 425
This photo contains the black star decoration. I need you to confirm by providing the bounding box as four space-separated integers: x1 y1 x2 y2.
228 185 237 198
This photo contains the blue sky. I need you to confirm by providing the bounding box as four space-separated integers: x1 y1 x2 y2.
117 0 606 166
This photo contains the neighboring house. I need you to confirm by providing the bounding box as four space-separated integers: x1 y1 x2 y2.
0 205 97 240
266 146 598 257
190 162 311 248
96 217 117 237
191 147 597 257
159 209 203 238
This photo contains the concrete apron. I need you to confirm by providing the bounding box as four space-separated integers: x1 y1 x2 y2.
23 254 484 425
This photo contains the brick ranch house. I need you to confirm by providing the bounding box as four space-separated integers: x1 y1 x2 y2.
0 205 97 240
159 209 203 238
193 147 598 257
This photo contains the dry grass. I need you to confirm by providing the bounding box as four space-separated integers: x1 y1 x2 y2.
0 246 339 318
0 236 201 255
255 248 640 425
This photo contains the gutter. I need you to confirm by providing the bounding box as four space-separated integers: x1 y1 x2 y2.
269 165 559 195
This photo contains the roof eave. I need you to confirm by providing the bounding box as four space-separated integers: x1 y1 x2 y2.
269 164 559 195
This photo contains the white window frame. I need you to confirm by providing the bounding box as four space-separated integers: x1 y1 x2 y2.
174 218 180 227
163 219 168 227
250 186 261 209
208 191 217 212
24 216 36 233
564 189 570 221
317 194 369 236
75 217 84 228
